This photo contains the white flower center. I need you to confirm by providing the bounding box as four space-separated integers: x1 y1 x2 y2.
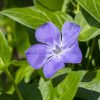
53 45 62 55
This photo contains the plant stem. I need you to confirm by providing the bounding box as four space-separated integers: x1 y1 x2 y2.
61 0 69 13
4 68 23 100
76 3 80 13
87 38 95 69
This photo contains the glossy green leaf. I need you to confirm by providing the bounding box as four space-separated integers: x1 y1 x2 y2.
54 71 86 100
51 67 71 79
0 7 73 30
34 0 64 11
80 70 100 93
34 4 73 29
39 78 54 100
45 11 73 29
0 31 11 67
39 71 85 100
55 11 73 25
0 7 49 29
81 9 100 28
74 12 100 41
76 0 100 22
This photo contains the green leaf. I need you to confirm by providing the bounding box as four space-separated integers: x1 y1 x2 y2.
8 60 34 94
74 12 100 41
34 4 73 29
80 70 100 93
39 71 85 100
0 31 11 67
34 0 64 11
39 78 54 100
45 11 73 30
55 11 73 25
51 67 71 79
0 7 49 29
15 65 34 84
0 7 72 30
81 9 100 28
76 0 100 22
54 71 86 100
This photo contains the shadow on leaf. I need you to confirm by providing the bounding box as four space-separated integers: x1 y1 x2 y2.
75 87 100 100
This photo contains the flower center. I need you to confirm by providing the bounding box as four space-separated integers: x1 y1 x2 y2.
53 45 62 54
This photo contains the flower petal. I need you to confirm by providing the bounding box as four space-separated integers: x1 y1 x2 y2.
35 22 61 46
43 56 65 78
61 41 82 63
25 44 52 69
62 22 80 48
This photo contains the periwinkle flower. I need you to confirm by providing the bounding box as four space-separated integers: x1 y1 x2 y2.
25 22 82 78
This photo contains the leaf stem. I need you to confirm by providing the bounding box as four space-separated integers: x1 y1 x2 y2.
61 0 69 13
87 38 95 69
4 68 23 100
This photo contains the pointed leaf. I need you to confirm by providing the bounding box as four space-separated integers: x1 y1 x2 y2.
39 78 54 100
1 7 49 29
0 31 11 66
39 71 85 100
76 0 100 22
54 71 86 100
74 12 100 41
34 0 64 11
80 70 100 93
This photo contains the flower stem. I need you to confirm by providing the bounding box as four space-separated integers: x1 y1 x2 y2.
61 0 69 13
4 68 23 100
87 38 95 69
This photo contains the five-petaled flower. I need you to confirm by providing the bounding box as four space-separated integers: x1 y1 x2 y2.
25 22 82 78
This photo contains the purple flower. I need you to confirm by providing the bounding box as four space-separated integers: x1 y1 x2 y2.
25 22 82 78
